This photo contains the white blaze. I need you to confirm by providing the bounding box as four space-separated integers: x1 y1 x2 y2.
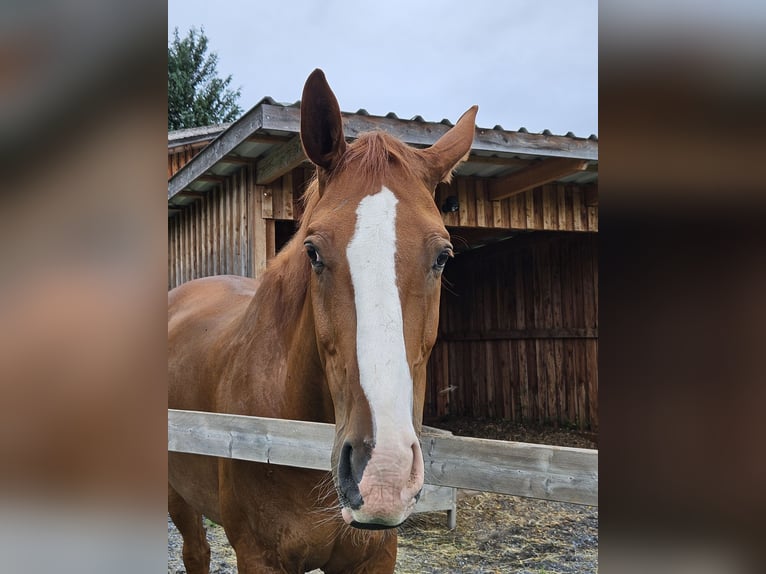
346 187 414 442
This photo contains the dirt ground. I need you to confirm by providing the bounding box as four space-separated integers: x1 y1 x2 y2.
168 418 598 573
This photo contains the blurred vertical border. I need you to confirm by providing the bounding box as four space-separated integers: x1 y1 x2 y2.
600 1 765 573
0 1 167 572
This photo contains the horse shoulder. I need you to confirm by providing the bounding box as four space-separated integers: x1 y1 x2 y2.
168 275 260 411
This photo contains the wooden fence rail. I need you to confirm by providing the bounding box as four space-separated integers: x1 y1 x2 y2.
168 409 597 507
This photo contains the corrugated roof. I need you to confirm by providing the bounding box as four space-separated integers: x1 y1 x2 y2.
168 98 598 211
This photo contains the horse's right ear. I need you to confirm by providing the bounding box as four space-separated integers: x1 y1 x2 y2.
300 69 347 173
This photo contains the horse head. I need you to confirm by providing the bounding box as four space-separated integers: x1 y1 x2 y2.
299 69 476 529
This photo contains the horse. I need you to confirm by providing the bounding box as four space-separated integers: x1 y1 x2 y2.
168 68 477 573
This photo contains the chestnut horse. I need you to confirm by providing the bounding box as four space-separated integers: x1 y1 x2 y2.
168 69 477 573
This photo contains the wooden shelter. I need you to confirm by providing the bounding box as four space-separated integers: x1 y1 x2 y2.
168 98 598 430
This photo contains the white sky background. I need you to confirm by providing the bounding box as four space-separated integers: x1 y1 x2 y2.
168 0 598 136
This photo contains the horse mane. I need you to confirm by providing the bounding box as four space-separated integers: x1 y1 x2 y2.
299 131 429 218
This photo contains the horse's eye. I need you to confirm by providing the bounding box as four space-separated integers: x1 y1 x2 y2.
433 248 452 271
304 243 324 272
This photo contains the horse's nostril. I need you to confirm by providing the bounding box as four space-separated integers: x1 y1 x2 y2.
338 442 364 510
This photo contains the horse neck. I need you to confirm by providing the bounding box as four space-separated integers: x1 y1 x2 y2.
238 238 334 423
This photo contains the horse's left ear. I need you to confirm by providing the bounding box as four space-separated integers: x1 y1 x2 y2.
418 105 478 190
300 69 347 173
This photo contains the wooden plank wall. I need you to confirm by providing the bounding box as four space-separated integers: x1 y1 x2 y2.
168 167 252 289
437 178 598 232
168 143 209 179
426 232 598 430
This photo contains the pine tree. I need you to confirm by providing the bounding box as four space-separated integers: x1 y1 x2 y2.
168 27 242 130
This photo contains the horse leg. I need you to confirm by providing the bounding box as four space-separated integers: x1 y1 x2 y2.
168 484 211 574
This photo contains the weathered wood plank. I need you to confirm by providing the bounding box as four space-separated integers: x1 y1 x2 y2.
168 409 598 506
488 158 589 201
255 135 307 185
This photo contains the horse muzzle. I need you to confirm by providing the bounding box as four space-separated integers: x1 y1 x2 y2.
337 436 425 529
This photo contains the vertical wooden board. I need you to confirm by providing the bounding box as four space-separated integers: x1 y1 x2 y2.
475 178 488 228
571 237 585 327
167 221 174 289
509 195 523 229
503 251 513 331
564 341 576 424
457 178 470 227
175 219 181 287
470 344 482 417
572 188 584 231
179 209 185 284
272 178 284 220
221 180 228 275
169 220 174 288
432 344 444 416
198 195 205 277
246 167 255 277
559 236 573 328
191 203 198 280
533 187 545 230
591 236 599 325
233 172 242 275
241 174 249 276
483 257 495 332
203 192 211 276
185 205 192 282
262 182 274 219
491 198 504 228
446 342 458 415
441 344 452 416
195 201 202 279
211 187 219 275
524 190 535 229
557 184 568 230
499 340 512 419
462 343 472 418
586 339 598 431
513 248 525 331
541 339 554 423
530 244 543 329
542 185 556 230
582 238 597 329
228 177 236 274
553 339 564 425
534 339 547 423
551 238 564 328
449 342 461 416
580 339 591 430
523 340 537 422
253 183 268 277
587 206 598 231
540 241 554 328
283 170 294 221
483 342 495 418
219 185 226 274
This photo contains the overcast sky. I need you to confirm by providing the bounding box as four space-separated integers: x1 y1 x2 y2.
168 0 598 137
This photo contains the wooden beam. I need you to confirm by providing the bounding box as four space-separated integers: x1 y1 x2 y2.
221 154 253 166
255 135 307 185
168 409 598 506
196 174 226 183
488 158 589 201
